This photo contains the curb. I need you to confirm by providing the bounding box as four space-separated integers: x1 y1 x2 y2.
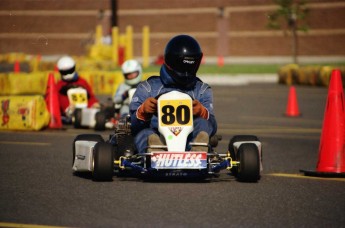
199 74 278 86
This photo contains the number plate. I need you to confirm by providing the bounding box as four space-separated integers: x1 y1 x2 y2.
157 91 194 152
67 88 88 108
159 99 192 127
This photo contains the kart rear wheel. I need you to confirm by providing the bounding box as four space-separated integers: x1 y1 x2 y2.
73 108 82 129
93 142 114 181
228 135 259 176
94 111 106 131
73 134 104 166
236 143 260 182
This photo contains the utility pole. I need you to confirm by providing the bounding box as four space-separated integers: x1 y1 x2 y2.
111 0 118 27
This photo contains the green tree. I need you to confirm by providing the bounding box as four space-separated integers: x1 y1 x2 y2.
267 0 309 64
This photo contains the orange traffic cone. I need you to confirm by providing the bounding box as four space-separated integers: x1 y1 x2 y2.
301 69 345 177
285 86 301 117
45 73 62 129
14 60 20 73
54 64 59 73
217 56 224 67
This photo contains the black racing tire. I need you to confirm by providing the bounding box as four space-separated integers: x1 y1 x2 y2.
236 143 260 182
73 108 83 129
228 135 259 176
92 142 114 181
94 111 106 131
73 134 104 166
228 135 259 159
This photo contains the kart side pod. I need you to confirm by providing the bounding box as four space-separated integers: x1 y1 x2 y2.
72 140 98 172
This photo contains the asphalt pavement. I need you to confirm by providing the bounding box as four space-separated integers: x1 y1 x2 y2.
0 83 344 228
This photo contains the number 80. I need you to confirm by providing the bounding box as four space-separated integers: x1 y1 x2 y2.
161 105 191 125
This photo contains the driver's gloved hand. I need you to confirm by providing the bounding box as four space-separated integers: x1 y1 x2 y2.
65 104 75 118
142 97 157 113
137 97 157 121
192 100 209 119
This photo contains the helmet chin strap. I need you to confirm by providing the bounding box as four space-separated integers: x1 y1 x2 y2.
171 70 196 89
161 64 195 89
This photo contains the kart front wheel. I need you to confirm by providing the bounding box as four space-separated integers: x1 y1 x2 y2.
228 135 259 176
92 142 114 181
236 143 260 182
228 135 259 160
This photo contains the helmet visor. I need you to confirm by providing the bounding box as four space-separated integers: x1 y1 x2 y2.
165 54 202 76
59 66 75 76
124 71 139 80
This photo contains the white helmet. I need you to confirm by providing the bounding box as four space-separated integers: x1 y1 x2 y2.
57 56 77 81
121 59 142 86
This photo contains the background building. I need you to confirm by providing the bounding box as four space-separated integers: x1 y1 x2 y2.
1 0 344 63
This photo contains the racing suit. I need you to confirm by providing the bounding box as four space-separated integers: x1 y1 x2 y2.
113 83 135 116
56 74 99 116
130 65 217 154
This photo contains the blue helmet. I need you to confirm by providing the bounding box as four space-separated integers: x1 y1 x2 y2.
164 35 203 88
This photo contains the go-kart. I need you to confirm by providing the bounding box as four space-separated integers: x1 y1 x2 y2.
73 87 138 131
64 87 108 131
72 91 263 182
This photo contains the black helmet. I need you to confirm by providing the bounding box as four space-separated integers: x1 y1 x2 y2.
164 35 203 88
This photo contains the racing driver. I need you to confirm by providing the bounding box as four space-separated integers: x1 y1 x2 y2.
113 59 143 117
56 55 100 122
130 34 217 154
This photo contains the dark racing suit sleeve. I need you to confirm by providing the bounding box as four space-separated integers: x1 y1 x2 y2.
197 83 217 136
